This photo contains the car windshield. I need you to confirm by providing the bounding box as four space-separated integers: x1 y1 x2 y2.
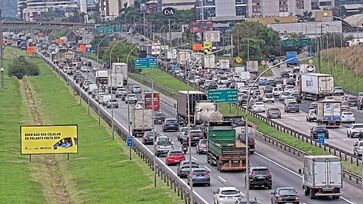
221 190 239 195
255 102 263 105
270 109 280 113
278 189 297 195
145 132 154 137
155 112 165 116
252 169 269 174
128 94 136 97
166 119 177 124
353 125 363 129
343 112 353 115
110 99 117 102
157 140 171 146
181 165 199 169
169 151 183 155
199 140 207 145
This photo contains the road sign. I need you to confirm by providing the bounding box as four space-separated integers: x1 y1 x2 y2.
235 56 242 64
318 133 325 145
208 89 238 103
134 58 157 69
163 7 175 16
281 38 311 47
127 136 133 148
204 31 221 42
95 24 122 34
203 40 212 55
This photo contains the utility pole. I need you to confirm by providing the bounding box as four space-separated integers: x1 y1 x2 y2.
318 24 323 72
0 9 4 89
168 18 171 46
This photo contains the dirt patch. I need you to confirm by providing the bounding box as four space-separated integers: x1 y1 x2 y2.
22 77 71 204
322 47 363 75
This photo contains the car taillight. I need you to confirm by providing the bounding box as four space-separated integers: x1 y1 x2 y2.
295 195 300 200
276 195 283 201
249 173 255 177
266 172 272 177
203 172 209 176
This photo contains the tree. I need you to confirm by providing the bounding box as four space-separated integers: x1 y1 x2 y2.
8 56 39 79
101 41 139 70
232 22 280 61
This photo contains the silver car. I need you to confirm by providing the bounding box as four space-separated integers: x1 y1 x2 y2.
353 141 363 156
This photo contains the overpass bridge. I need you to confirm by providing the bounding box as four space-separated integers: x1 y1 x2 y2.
1 20 96 31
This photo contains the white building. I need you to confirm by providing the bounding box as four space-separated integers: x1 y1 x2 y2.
98 0 134 21
248 0 312 18
196 0 248 21
161 0 195 10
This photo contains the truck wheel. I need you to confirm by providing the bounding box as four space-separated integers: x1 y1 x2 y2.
310 188 316 199
217 161 221 171
304 186 309 196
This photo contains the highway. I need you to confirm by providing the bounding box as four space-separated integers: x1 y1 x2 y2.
66 57 362 204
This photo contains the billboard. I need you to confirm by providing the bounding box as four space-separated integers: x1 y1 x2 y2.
204 31 220 42
21 125 78 155
189 20 213 33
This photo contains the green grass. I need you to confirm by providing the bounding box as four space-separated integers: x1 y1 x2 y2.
81 52 104 64
131 68 362 175
19 52 182 203
309 57 362 93
0 49 45 203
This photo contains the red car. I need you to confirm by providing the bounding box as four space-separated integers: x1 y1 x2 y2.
165 150 185 166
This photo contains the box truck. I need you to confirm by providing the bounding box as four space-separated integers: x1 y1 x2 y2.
177 91 207 125
299 155 342 200
317 99 341 128
131 109 153 137
298 73 334 100
177 50 191 65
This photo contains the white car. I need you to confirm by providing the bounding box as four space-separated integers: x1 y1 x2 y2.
213 187 243 204
126 94 138 104
251 102 265 113
284 96 296 105
80 66 90 72
284 85 296 94
115 87 127 98
272 87 283 96
135 101 145 109
306 109 317 122
101 94 112 106
341 111 355 123
347 123 363 138
262 93 275 103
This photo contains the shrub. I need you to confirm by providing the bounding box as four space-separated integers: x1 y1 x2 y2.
8 56 40 79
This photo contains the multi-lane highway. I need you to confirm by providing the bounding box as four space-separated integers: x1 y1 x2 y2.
60 56 362 204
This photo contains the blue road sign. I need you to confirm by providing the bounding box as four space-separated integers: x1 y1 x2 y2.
134 58 157 69
127 136 134 148
317 133 325 145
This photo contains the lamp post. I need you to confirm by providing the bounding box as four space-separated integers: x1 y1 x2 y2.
109 40 126 140
0 12 4 88
97 34 113 63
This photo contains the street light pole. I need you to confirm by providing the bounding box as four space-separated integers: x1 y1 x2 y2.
0 11 4 89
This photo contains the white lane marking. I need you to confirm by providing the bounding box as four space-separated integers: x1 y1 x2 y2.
48 57 209 204
218 176 226 183
203 166 211 172
255 152 355 204
192 156 197 161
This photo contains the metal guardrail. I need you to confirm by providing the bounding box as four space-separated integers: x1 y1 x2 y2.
37 53 207 204
141 67 363 184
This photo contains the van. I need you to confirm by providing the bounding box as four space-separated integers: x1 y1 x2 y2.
272 87 283 96
358 97 363 110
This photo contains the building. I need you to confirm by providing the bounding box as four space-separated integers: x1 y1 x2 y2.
196 0 248 21
311 0 335 10
20 0 78 21
248 0 312 18
17 0 27 19
0 0 17 18
98 0 134 21
160 0 195 10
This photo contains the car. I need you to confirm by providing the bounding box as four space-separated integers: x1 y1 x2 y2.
101 94 112 106
284 101 299 113
181 129 204 145
196 139 207 154
177 162 199 178
283 96 296 105
251 102 265 113
358 97 363 110
246 167 272 189
309 102 318 110
154 111 166 124
135 101 145 109
263 93 275 103
347 123 363 138
341 111 355 123
115 87 127 98
162 118 179 132
165 149 185 166
358 92 363 98
310 126 329 139
333 86 344 96
274 77 283 85
125 94 137 104
347 96 358 107
155 137 173 157
187 168 210 186
121 92 128 101
279 92 290 101
142 131 155 145
177 127 190 141
106 99 119 108
213 187 243 204
284 85 295 94
273 87 283 97
270 187 300 204
264 85 274 94
259 78 268 86
131 85 142 94
306 109 317 122
286 77 295 86
87 84 98 95
267 108 281 119
353 141 363 156
281 71 290 78
290 93 302 103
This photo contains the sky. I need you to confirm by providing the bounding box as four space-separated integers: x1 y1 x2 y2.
0 0 17 18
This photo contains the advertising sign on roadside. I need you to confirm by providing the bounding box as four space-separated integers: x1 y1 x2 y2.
204 31 221 42
20 125 78 155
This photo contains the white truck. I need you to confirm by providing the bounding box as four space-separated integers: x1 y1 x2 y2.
299 155 342 200
166 49 177 60
246 61 258 74
95 70 109 88
298 73 334 100
177 50 191 65
203 54 215 68
219 59 230 70
108 63 127 92
131 109 153 137
317 99 341 128
194 101 217 124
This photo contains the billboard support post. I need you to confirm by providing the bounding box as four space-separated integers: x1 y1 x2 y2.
67 153 70 160
29 155 32 162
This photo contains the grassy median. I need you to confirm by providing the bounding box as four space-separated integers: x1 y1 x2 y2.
0 49 45 203
3 47 182 204
132 68 361 175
